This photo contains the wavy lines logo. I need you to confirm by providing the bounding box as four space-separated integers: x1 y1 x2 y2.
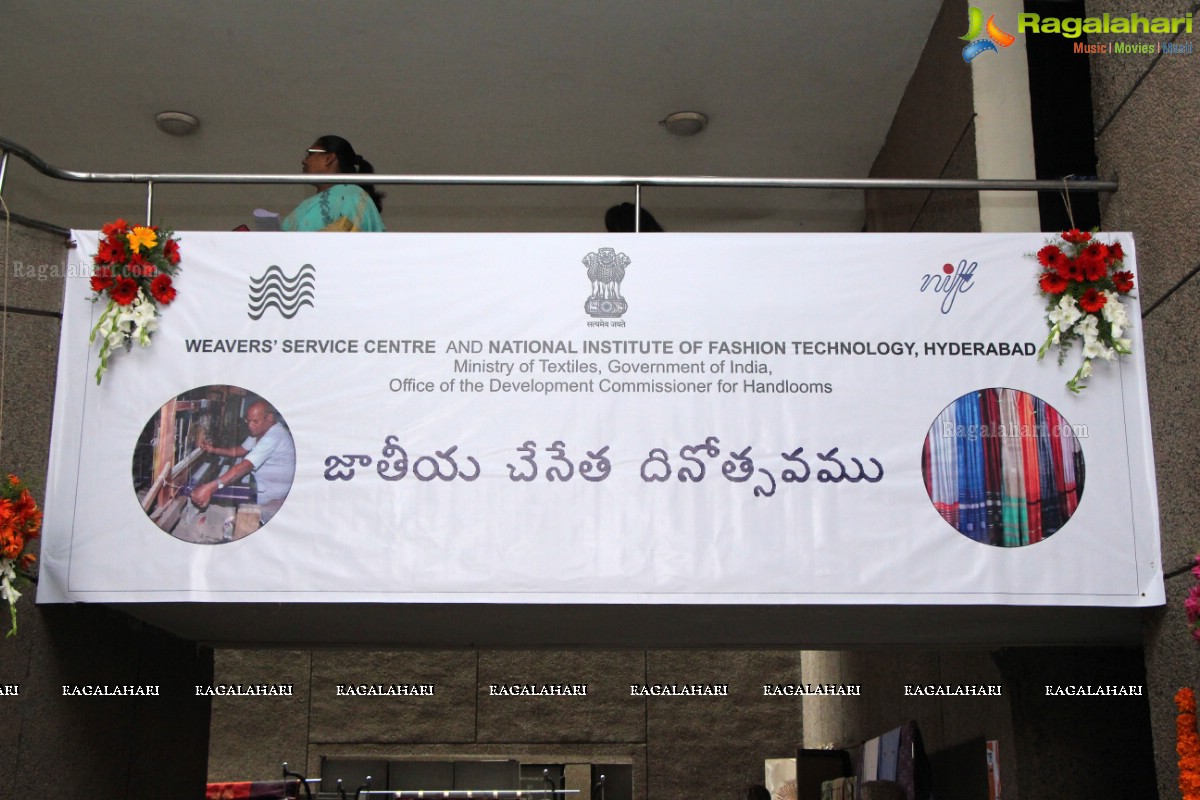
248 264 315 320
960 7 1016 62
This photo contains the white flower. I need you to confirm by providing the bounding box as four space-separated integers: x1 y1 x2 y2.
1083 338 1115 361
1079 359 1093 379
114 305 137 332
95 303 129 348
1102 292 1128 338
1115 337 1133 354
1076 314 1100 343
1047 295 1082 332
95 304 118 334
132 298 156 324
131 297 158 346
0 558 19 605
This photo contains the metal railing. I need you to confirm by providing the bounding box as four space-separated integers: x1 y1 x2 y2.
0 135 1118 233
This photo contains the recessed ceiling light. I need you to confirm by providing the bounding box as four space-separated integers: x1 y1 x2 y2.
155 111 200 137
659 111 708 137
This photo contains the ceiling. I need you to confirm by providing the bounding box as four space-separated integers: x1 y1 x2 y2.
0 0 945 233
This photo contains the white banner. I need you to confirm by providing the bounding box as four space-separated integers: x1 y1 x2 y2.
39 232 1162 606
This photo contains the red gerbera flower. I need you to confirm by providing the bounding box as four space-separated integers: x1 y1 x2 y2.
1061 228 1092 244
1037 244 1063 267
163 238 181 266
1112 271 1135 293
1044 252 1069 275
111 276 139 306
1079 254 1107 282
100 218 129 237
90 266 114 293
1039 271 1068 295
150 274 177 305
96 238 126 265
1078 288 1106 313
1060 258 1085 282
1107 241 1124 262
126 252 153 277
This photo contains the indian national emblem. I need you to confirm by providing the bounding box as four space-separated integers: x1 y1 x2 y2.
583 247 631 318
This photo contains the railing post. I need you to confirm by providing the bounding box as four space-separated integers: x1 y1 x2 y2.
634 184 642 233
145 180 154 226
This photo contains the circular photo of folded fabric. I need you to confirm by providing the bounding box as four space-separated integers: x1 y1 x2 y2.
921 387 1085 546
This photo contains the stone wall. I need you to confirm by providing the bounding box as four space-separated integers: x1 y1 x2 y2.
209 648 805 800
1083 0 1200 794
0 221 213 798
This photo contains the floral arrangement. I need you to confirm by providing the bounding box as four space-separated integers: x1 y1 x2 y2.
1185 554 1200 642
0 474 42 637
1033 228 1135 393
1177 687 1200 800
88 218 181 384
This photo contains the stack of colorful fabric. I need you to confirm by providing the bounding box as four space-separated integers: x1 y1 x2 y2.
205 780 298 799
922 388 1084 547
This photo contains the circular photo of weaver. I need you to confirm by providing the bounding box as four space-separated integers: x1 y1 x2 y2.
921 388 1085 547
132 385 295 544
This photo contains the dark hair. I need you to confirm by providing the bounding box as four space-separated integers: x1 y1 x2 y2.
313 134 385 212
605 202 664 232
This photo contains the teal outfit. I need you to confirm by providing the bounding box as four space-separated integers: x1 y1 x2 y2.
281 184 385 232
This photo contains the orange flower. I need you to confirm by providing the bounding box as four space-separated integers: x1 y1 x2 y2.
1 538 20 561
1176 688 1200 800
1 472 41 638
16 488 40 521
127 225 159 254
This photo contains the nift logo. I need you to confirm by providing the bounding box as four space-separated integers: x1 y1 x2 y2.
961 7 1016 62
921 260 977 314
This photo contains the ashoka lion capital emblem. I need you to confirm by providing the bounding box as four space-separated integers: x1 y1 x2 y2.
583 246 630 318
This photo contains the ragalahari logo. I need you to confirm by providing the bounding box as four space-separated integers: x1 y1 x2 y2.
961 7 1016 62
